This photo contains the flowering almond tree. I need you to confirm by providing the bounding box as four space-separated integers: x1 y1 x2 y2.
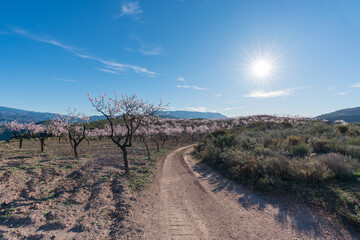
52 109 89 158
5 121 31 148
137 124 156 160
28 124 53 152
88 92 165 175
170 125 183 146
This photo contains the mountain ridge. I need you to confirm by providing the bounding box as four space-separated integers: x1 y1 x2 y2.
316 106 360 123
0 106 227 123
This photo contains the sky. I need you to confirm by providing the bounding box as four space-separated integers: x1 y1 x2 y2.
1 0 360 117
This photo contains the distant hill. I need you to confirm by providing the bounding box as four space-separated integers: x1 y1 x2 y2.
317 106 360 123
160 111 226 119
0 106 107 123
0 106 59 123
0 106 227 123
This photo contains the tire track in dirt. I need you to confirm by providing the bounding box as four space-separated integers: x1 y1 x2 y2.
150 145 358 240
159 146 208 239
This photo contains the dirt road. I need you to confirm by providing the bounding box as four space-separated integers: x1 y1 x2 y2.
130 146 358 240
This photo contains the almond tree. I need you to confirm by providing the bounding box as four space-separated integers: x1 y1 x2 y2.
86 128 108 141
150 123 171 150
185 126 197 143
88 92 165 175
150 127 161 152
170 125 184 146
28 124 53 152
5 121 31 148
52 110 89 158
137 122 158 160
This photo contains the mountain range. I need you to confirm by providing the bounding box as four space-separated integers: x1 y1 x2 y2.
0 106 226 123
0 106 226 140
316 106 360 123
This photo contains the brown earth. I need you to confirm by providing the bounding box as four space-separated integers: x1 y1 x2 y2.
1 139 359 239
127 146 360 240
0 138 174 240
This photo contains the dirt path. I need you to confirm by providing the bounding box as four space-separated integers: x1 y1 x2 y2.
129 146 359 240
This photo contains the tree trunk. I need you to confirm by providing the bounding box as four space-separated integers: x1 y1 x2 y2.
161 140 166 148
58 136 61 144
74 144 79 158
19 138 23 148
143 140 151 160
121 146 130 175
40 139 45 152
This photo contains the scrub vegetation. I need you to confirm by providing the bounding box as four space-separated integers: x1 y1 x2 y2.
196 121 360 227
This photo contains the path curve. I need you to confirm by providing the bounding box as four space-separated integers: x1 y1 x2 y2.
140 146 358 240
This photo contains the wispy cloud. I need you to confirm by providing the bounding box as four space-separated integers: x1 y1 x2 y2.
99 59 156 75
12 27 73 50
54 78 79 83
214 93 222 97
129 34 163 56
11 27 156 76
177 77 185 82
139 47 163 56
335 92 347 95
351 82 360 88
176 85 209 91
115 2 143 18
94 68 119 74
244 89 293 98
222 106 244 111
186 107 207 112
75 53 156 75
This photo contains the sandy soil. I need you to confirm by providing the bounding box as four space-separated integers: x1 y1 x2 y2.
128 146 360 240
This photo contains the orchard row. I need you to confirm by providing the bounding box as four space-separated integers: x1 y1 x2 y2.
3 92 313 175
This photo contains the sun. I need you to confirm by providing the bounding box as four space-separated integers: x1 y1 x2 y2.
252 60 272 79
241 48 280 88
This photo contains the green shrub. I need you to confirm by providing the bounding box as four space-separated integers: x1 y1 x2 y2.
196 142 222 165
345 145 360 159
238 136 256 150
281 121 293 128
285 135 302 147
290 143 309 157
310 122 333 135
208 129 229 138
311 138 330 153
337 125 349 134
316 153 352 178
256 174 281 191
300 159 332 182
347 137 360 146
263 156 292 179
205 129 237 151
195 120 360 228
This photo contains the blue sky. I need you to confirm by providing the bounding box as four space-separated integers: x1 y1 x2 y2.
1 0 360 117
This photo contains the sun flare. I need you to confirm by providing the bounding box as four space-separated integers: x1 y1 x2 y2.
252 60 272 79
242 49 280 88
